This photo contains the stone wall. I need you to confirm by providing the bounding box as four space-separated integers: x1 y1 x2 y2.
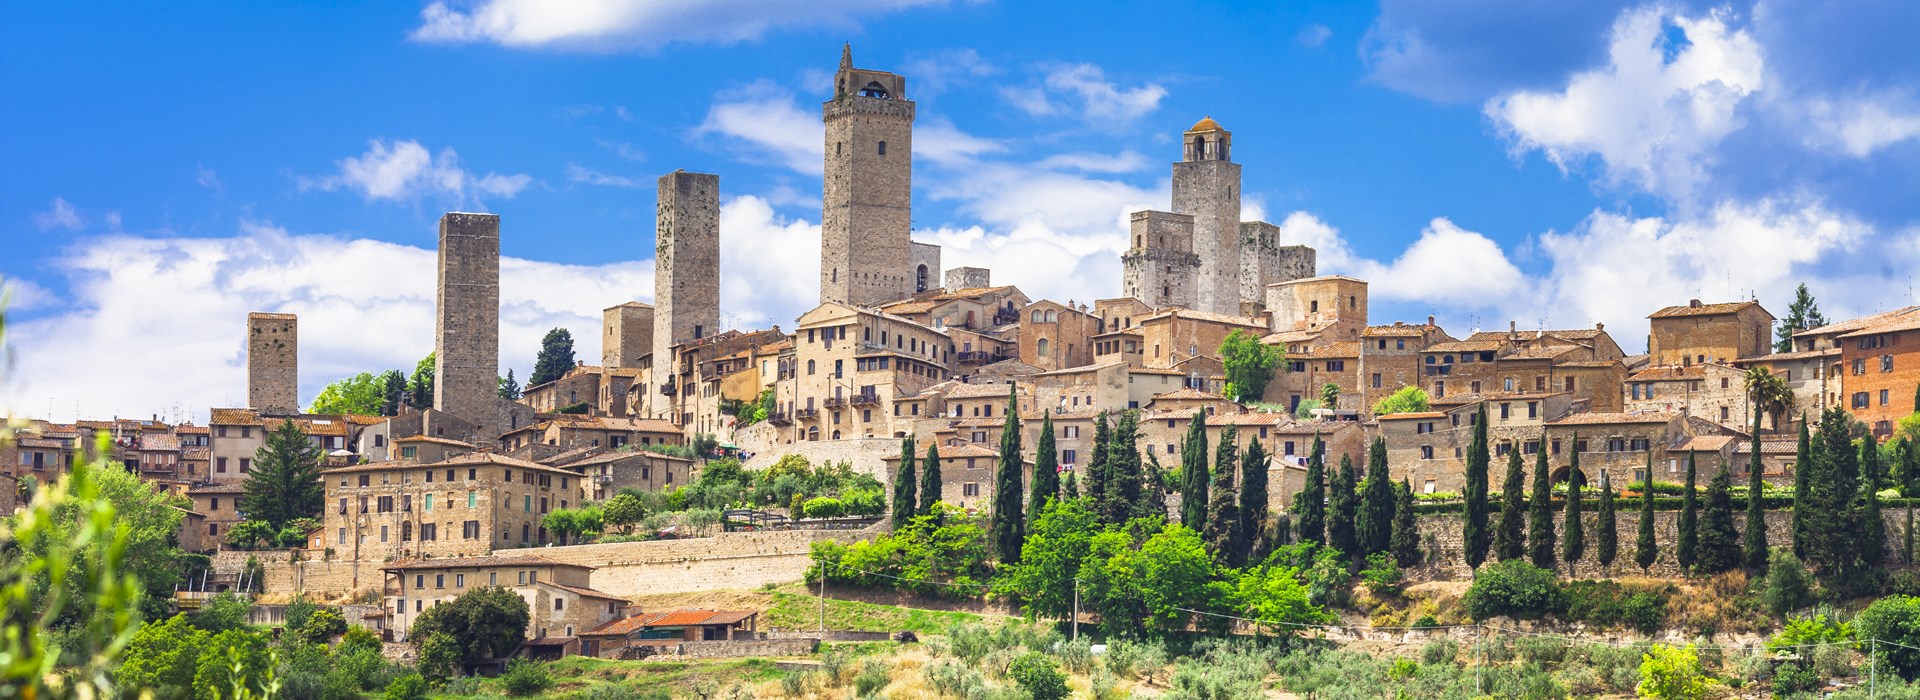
603 303 654 370
820 55 916 307
1407 508 1917 581
1122 211 1199 310
677 638 818 658
945 267 990 290
652 170 722 424
1171 151 1241 315
739 437 904 483
246 312 298 414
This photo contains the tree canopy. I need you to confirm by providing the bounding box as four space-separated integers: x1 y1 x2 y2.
1219 329 1284 403
529 327 578 387
1370 385 1430 416
1775 283 1827 353
241 419 327 530
309 372 387 416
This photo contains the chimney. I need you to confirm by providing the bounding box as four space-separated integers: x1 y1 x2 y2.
1596 322 1605 331
1427 315 1436 328
1509 320 1517 340
1689 299 1702 308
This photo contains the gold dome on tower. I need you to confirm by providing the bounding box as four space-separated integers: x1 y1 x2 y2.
1187 115 1225 132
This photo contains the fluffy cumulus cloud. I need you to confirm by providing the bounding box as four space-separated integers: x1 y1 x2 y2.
1485 6 1764 200
3 223 650 423
1270 212 1523 308
1802 93 1920 158
298 139 532 204
410 0 945 51
695 83 824 174
1001 63 1168 125
715 195 822 330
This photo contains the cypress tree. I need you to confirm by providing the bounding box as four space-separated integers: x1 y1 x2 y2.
1357 438 1396 557
1142 452 1170 521
1295 436 1327 544
1063 472 1079 500
1329 453 1360 561
989 389 1026 563
529 327 577 387
1391 478 1420 567
1792 416 1811 558
1086 412 1112 515
1697 460 1742 574
240 419 326 530
1240 438 1271 550
1596 469 1618 574
1495 445 1527 561
1529 431 1556 569
1562 462 1585 574
1914 382 1920 413
1677 453 1699 573
1637 452 1658 572
892 436 918 529
919 442 943 516
1103 411 1144 523
1862 435 1887 571
1205 438 1245 567
1029 414 1059 520
1802 409 1862 583
1744 422 1769 574
1179 410 1210 528
1462 403 1493 569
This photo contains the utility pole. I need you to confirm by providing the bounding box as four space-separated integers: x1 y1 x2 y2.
1071 578 1080 641
818 563 827 632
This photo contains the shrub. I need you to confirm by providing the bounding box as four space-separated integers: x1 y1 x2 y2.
1857 596 1920 680
1359 552 1403 597
1464 559 1564 620
500 659 552 696
332 646 399 692
1421 638 1459 665
1767 613 1853 654
1563 580 1670 633
339 625 383 655
382 673 428 700
1057 636 1093 674
1636 644 1716 700
291 607 347 645
1763 548 1816 617
820 644 851 685
922 659 986 697
1009 652 1070 700
803 496 847 519
854 660 890 696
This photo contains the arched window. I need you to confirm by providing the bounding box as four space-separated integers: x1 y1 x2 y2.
1037 338 1050 357
808 426 820 441
401 521 412 542
1193 135 1207 160
832 430 842 440
916 264 929 292
807 360 816 375
1032 310 1043 323
859 81 890 98
877 141 887 155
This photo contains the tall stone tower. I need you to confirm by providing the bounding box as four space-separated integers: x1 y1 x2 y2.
602 301 654 369
821 44 915 307
652 170 721 416
1239 221 1317 314
433 212 500 421
246 312 298 415
1171 117 1242 315
1122 210 1201 309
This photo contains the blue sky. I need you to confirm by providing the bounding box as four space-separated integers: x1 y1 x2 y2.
3 0 1918 422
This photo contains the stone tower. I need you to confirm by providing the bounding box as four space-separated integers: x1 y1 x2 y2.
945 267 991 290
1172 116 1242 315
602 301 654 369
246 312 298 415
909 241 942 295
1239 221 1317 314
652 170 721 416
821 44 915 307
1122 210 1201 309
433 212 500 421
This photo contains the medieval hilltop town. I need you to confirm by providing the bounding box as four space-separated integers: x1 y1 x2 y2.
8 45 1920 698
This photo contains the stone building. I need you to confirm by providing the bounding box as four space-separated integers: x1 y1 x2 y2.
821 45 916 307
1417 324 1628 412
1172 117 1242 315
1732 349 1838 431
910 241 942 295
779 302 953 442
568 450 696 500
1122 210 1201 310
390 435 475 464
383 555 627 644
247 312 299 415
652 170 722 422
875 285 1027 334
1092 298 1157 369
1266 276 1369 342
185 482 247 550
1028 361 1129 416
602 302 654 370
1017 300 1099 372
1358 320 1456 410
1238 221 1316 315
434 212 501 425
353 409 478 463
523 364 608 414
1834 314 1920 438
1647 299 1776 367
498 416 684 454
1623 362 1753 431
878 442 1022 512
321 452 586 563
1374 391 1577 495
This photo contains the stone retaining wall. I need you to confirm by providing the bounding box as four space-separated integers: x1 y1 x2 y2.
677 638 819 658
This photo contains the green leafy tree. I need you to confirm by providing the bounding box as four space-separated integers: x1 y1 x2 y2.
1561 461 1585 573
1529 430 1556 569
603 492 644 534
309 372 386 415
1638 454 1658 572
379 369 407 416
1801 408 1866 587
1294 436 1326 544
1085 412 1111 514
1677 453 1699 572
1495 445 1527 561
1774 283 1827 353
1000 498 1099 620
528 327 577 387
407 353 435 409
893 436 918 529
1854 595 1920 679
1205 438 1244 567
1596 469 1618 574
408 586 531 664
1240 438 1270 549
1391 478 1420 567
117 614 210 696
990 389 1026 563
1062 472 1078 500
1356 438 1395 557
1029 415 1058 519
1328 454 1359 562
1370 385 1430 416
1114 525 1234 637
1636 644 1717 700
1863 434 1888 572
1008 652 1070 700
1696 461 1741 574
497 369 521 400
1178 410 1210 529
241 419 326 530
919 442 943 515
1143 451 1170 521
1219 329 1284 403
1462 403 1492 569
1102 411 1145 523
1319 382 1341 411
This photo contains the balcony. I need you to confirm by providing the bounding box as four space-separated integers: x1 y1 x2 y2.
659 382 677 396
794 408 820 421
850 393 881 407
992 309 1020 326
767 411 792 426
957 351 1008 364
823 397 848 409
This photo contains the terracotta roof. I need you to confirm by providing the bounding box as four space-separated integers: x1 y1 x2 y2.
1649 300 1766 319
1547 412 1677 426
1674 435 1736 451
879 300 937 315
209 409 261 425
1733 349 1841 364
175 425 210 435
1557 360 1626 369
701 611 759 625
1500 345 1579 361
1800 307 1920 338
885 443 1001 461
323 452 577 477
1188 115 1224 132
1627 365 1708 382
1295 341 1361 359
522 637 575 646
394 435 475 447
581 614 656 637
1426 340 1505 354
1032 361 1125 377
944 382 1017 399
1147 388 1230 403
642 610 720 627
1362 323 1436 337
188 482 247 495
16 437 67 448
568 449 691 467
138 434 181 451
1431 390 1568 406
1143 308 1266 329
1378 412 1447 420
537 580 629 602
382 555 592 572
1838 314 1920 338
1260 330 1323 345
1468 328 1607 342
1209 412 1294 426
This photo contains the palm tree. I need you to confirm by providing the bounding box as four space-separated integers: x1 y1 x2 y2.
1742 367 1794 435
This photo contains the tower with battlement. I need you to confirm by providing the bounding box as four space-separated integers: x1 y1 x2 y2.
821 44 915 307
1172 117 1243 315
602 301 654 369
652 170 721 419
1240 221 1317 314
247 312 298 414
1122 210 1201 309
433 212 500 422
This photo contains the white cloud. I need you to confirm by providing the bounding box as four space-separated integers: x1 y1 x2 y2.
595 138 647 161
1296 23 1332 48
902 48 995 98
196 166 223 193
2 223 650 423
298 139 531 204
1003 63 1167 125
565 163 646 188
1272 212 1523 306
1803 93 1920 158
33 197 82 231
1034 150 1150 174
1484 6 1764 200
0 278 53 312
410 0 945 51
695 83 823 175
716 196 822 329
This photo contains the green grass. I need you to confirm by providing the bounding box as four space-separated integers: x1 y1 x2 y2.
432 657 783 698
763 591 989 634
